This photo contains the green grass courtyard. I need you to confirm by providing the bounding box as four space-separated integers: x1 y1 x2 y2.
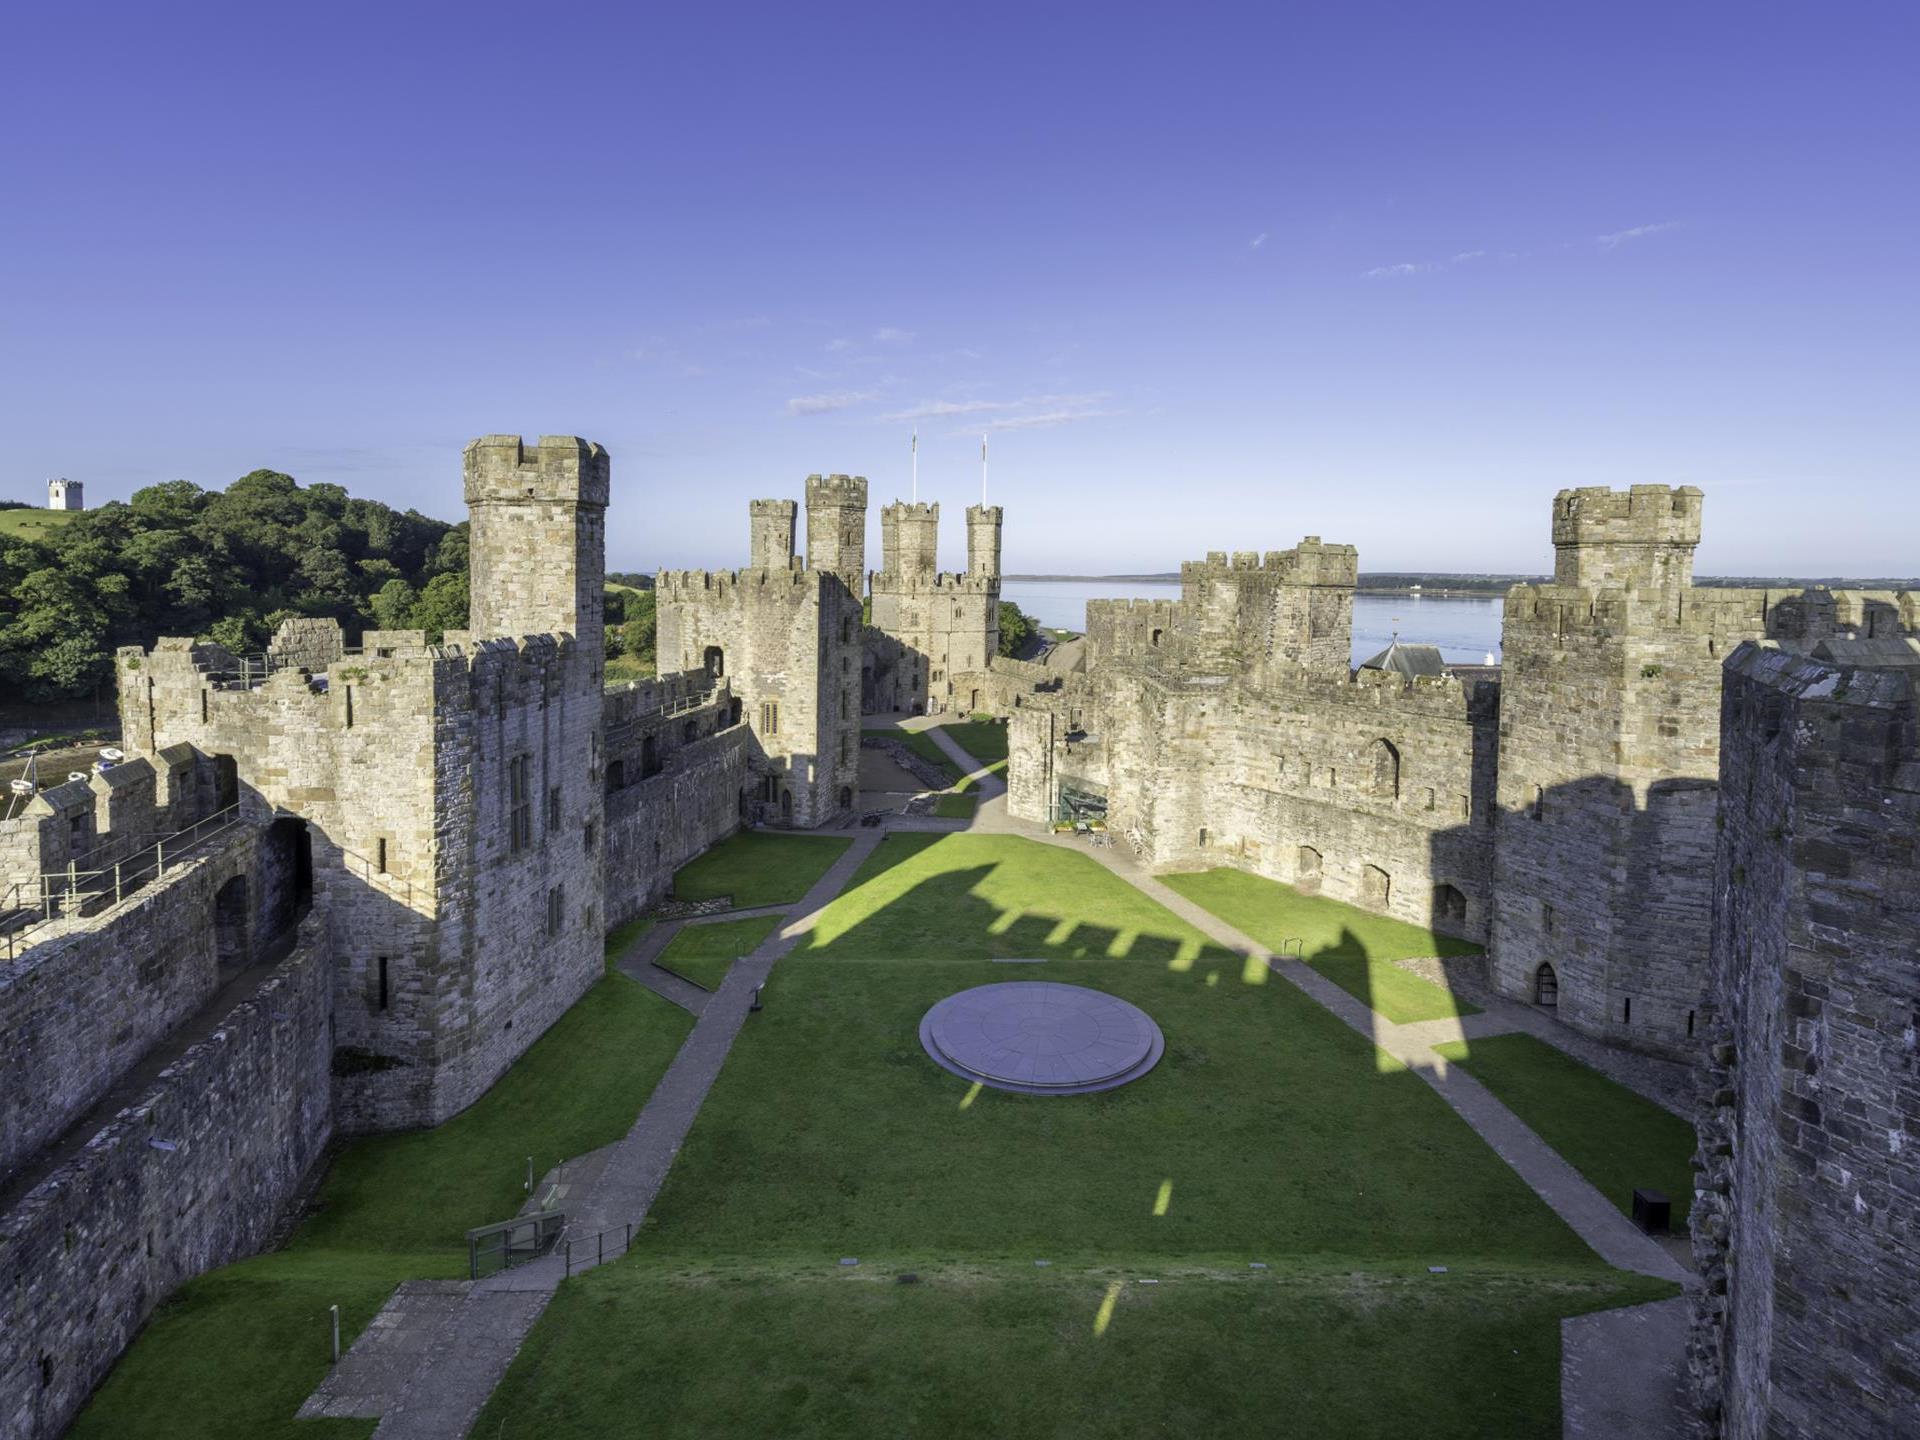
477 834 1673 1437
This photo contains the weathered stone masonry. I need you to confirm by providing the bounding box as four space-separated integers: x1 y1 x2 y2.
1690 641 1920 1439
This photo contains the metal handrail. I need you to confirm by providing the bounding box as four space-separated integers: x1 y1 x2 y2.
562 1222 638 1277
1 804 246 958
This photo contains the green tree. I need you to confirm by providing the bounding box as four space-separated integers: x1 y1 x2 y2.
371 579 418 632
409 571 469 641
997 600 1037 658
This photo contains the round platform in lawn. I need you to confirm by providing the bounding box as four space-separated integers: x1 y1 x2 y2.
919 981 1164 1095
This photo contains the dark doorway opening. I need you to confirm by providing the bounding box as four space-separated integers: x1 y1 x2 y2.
1534 963 1558 1007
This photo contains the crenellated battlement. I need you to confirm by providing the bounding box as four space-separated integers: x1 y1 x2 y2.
655 566 822 603
463 434 610 508
881 500 938 521
869 570 997 594
1550 484 1702 548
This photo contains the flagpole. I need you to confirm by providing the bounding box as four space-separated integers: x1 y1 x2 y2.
911 429 918 503
981 433 988 505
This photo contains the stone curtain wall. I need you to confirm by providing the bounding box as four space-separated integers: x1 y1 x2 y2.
0 827 256 1185
603 697 749 927
1691 645 1920 1440
865 496 1001 717
0 906 333 1440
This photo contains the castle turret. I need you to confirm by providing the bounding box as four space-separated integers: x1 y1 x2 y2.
882 501 939 581
463 434 610 659
46 477 82 511
749 498 797 570
805 473 868 587
1551 484 1702 610
967 503 1003 581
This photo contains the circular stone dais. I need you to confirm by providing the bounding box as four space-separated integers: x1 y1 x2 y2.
918 981 1165 1095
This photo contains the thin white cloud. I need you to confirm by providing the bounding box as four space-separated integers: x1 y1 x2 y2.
872 326 915 343
1249 232 1269 250
1449 250 1488 264
881 392 1111 424
1363 261 1436 279
983 406 1121 432
1596 221 1681 249
785 390 879 417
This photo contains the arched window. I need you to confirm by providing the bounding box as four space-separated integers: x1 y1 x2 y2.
1361 864 1391 909
838 785 852 809
1534 963 1558 1007
1433 883 1467 926
1149 628 1163 648
779 789 793 821
703 646 725 680
1296 845 1323 893
1367 739 1400 801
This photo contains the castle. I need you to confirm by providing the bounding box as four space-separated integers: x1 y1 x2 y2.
2 440 1915 1439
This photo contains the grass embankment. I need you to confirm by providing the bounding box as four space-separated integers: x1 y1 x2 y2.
655 915 786 991
479 834 1672 1438
71 946 693 1440
1433 1034 1697 1229
671 830 852 909
1161 867 1482 1024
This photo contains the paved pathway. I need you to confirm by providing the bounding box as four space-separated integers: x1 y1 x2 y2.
1561 1296 1690 1437
311 831 884 1440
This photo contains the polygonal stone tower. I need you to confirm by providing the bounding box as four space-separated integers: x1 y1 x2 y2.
748 498 798 570
463 434 610 660
882 501 940 581
805 473 868 587
967 503 1003 580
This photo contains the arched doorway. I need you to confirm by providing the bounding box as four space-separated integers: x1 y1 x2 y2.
1433 883 1467 927
838 785 852 810
1361 864 1391 909
703 646 725 680
1367 739 1400 801
1296 845 1323 894
1534 963 1558 1007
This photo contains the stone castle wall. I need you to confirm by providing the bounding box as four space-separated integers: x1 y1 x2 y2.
602 672 748 925
865 497 1001 717
0 904 334 1440
1690 642 1920 1438
0 825 261 1187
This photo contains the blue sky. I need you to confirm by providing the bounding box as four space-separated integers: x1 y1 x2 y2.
3 2 1915 576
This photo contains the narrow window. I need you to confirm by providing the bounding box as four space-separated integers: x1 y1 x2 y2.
547 885 564 936
584 821 596 853
201 689 209 723
375 838 388 875
1542 903 1556 935
508 756 533 853
344 685 354 728
1530 785 1545 821
377 957 390 1011
1687 1009 1695 1037
760 701 781 735
1623 996 1632 1024
548 786 562 831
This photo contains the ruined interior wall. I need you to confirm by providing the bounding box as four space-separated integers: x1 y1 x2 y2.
604 709 748 927
0 905 333 1440
0 829 257 1187
1691 646 1920 1440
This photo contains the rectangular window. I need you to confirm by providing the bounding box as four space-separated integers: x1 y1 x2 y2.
1423 788 1436 812
1542 903 1556 935
344 685 354 729
377 957 389 1011
375 837 388 874
760 701 780 735
548 786 562 831
509 755 533 853
763 774 780 804
546 885 564 937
